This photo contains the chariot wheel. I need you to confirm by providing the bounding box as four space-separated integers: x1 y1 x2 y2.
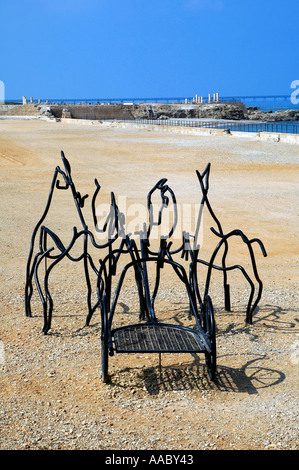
101 296 109 383
204 295 216 380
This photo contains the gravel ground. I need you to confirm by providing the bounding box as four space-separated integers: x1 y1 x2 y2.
1 283 298 451
0 120 298 451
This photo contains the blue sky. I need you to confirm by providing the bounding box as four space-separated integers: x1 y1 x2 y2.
1 0 298 100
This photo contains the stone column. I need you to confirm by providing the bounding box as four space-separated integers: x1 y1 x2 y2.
22 96 28 105
208 94 211 103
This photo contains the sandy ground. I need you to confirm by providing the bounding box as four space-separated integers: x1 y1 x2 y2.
0 119 298 451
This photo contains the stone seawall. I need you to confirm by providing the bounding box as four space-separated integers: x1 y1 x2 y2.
50 103 135 120
49 102 247 121
1 102 298 122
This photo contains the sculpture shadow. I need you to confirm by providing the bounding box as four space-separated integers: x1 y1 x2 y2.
108 302 293 395
106 351 285 396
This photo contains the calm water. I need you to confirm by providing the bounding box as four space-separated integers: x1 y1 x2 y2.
239 97 299 112
203 120 299 134
143 119 299 134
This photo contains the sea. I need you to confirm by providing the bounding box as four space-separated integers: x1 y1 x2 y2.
235 97 298 112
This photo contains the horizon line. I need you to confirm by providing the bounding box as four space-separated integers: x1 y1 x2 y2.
4 94 295 103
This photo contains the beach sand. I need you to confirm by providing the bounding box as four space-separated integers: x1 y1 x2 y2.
0 119 298 450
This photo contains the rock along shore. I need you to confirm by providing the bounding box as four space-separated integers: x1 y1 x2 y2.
0 102 298 122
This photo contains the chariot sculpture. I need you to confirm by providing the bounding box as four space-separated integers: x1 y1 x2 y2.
25 151 267 382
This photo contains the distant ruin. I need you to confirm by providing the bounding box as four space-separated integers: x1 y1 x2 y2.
1 96 298 122
49 101 247 121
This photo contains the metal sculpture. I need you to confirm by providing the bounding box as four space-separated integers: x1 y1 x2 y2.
25 152 267 381
25 151 125 334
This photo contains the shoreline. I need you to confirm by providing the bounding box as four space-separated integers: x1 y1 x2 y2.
1 101 299 123
1 114 298 144
105 119 299 144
